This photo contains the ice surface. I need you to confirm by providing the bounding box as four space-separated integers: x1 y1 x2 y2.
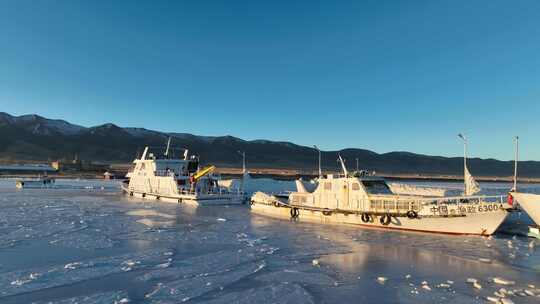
1 179 540 303
0 249 171 297
256 267 337 286
199 283 315 304
138 248 262 283
37 291 129 303
144 261 265 303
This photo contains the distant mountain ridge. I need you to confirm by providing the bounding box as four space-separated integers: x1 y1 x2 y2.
1 112 540 177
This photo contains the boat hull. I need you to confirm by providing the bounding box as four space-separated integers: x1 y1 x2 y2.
511 192 540 226
250 202 508 236
122 186 245 206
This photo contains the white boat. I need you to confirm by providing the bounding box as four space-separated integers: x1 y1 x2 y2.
122 140 245 206
510 192 540 225
15 176 55 189
509 192 540 238
250 157 511 236
506 137 540 238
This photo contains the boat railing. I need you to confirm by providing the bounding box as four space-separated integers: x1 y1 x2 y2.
291 192 507 214
368 195 507 214
178 187 245 197
154 170 177 177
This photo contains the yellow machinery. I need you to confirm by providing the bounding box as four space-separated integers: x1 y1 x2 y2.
192 165 216 182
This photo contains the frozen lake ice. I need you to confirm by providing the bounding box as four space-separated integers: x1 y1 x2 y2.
0 178 539 303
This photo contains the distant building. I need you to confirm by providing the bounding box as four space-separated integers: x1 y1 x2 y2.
51 160 82 171
51 157 110 172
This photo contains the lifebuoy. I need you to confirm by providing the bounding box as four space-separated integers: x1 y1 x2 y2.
273 201 281 208
322 209 332 216
380 214 391 225
361 213 371 223
406 210 418 219
290 207 299 218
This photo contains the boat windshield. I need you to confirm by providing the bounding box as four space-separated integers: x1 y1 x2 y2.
362 180 393 195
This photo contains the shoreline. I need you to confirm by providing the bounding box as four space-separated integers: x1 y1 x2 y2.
2 168 539 184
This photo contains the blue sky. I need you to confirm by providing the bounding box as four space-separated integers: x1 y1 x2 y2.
0 1 539 160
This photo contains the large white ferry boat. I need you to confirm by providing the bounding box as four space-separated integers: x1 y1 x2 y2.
250 157 511 236
122 140 245 206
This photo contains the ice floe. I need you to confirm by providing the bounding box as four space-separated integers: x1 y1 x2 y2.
200 283 315 304
36 290 129 304
493 277 516 285
144 261 265 302
0 249 172 297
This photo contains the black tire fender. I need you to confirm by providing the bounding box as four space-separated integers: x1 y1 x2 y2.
380 214 391 225
406 210 418 219
361 213 370 223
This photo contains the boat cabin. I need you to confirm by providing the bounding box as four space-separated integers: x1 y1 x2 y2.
126 146 199 179
291 174 395 211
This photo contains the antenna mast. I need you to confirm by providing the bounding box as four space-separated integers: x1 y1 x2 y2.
458 133 468 191
314 145 322 178
164 137 172 158
338 154 348 177
237 151 246 174
237 151 246 193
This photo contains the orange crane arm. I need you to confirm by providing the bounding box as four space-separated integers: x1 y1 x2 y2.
192 165 216 182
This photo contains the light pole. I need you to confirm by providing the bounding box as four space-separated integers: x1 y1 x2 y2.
237 150 246 193
513 136 519 191
313 145 321 178
458 133 468 170
458 133 468 193
237 151 246 175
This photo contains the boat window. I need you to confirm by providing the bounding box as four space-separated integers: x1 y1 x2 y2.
324 182 332 190
187 161 198 173
361 180 392 195
352 183 360 191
